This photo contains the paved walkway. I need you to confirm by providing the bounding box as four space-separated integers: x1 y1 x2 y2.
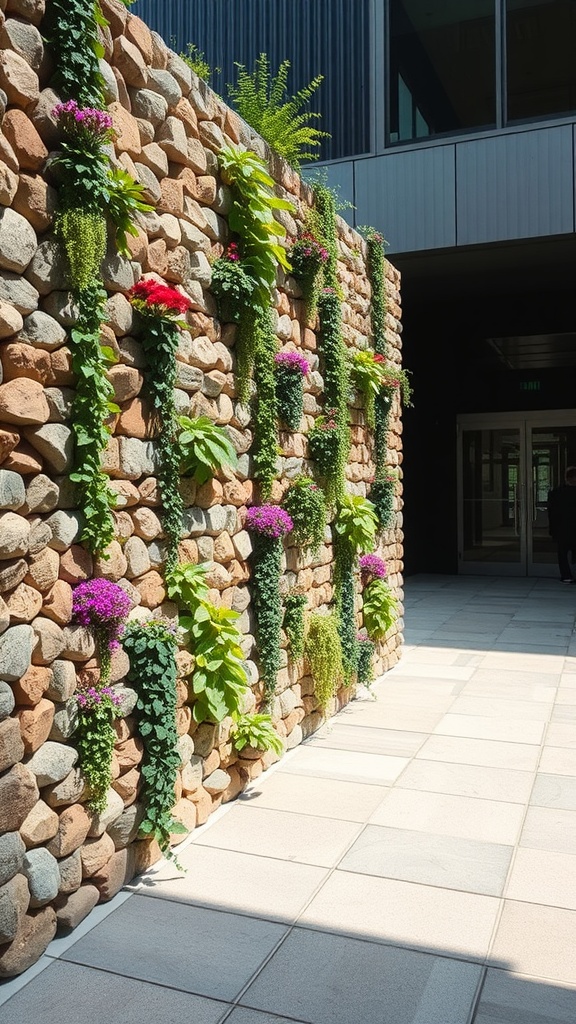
2 575 576 1023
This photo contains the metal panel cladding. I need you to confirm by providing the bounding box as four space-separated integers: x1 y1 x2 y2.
133 0 371 161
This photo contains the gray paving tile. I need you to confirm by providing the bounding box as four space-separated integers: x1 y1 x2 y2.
397 759 534 803
433 713 545 744
227 1010 308 1024
415 735 541 771
0 960 229 1024
60 895 287 1002
520 806 576 855
241 927 483 1024
474 968 576 1023
505 847 576 910
307 722 427 757
531 773 576 810
340 823 513 895
237 770 386 822
551 704 576 722
489 901 576 983
370 788 524 844
279 745 409 785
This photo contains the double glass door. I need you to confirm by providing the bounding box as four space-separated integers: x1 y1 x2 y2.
458 412 576 576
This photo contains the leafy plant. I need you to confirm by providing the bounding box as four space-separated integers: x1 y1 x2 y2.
333 533 359 682
315 288 350 501
370 477 396 529
247 506 293 697
308 410 342 486
45 0 106 106
275 350 309 430
312 182 340 290
75 686 122 813
305 613 344 709
356 631 375 687
283 477 327 555
363 578 399 640
252 306 279 500
68 283 117 554
123 619 185 857
232 713 284 756
289 230 328 322
333 493 378 555
166 561 209 608
56 207 106 293
351 350 388 428
218 144 293 305
210 244 258 324
107 168 153 256
283 592 307 662
177 415 238 484
227 53 330 169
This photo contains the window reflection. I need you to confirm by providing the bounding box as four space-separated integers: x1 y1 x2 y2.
506 0 576 122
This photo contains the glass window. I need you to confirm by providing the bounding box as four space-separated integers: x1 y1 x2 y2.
389 0 496 143
506 1 576 122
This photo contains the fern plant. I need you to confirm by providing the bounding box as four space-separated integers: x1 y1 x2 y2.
232 713 284 756
177 415 238 484
333 493 379 555
227 53 330 169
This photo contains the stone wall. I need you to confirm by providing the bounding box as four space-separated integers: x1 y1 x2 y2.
0 0 404 977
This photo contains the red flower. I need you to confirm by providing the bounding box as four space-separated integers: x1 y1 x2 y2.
128 279 192 316
373 354 385 363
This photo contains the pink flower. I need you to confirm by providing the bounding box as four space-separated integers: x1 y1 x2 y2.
274 350 310 376
359 554 387 580
246 505 294 539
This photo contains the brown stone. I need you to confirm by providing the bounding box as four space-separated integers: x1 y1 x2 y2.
138 476 160 506
16 697 54 754
1 109 48 172
3 441 43 474
48 345 75 386
23 547 57 594
19 799 59 848
112 766 139 806
0 763 39 833
0 427 20 461
213 531 235 563
222 764 247 803
31 616 66 665
58 545 93 585
43 767 87 809
170 797 196 840
144 237 168 276
5 582 42 623
0 343 51 385
0 48 39 106
113 35 148 88
107 364 143 403
134 569 166 608
0 558 28 593
158 176 184 215
92 846 135 902
115 398 155 439
42 579 72 625
80 832 115 878
54 885 99 931
0 716 24 773
109 100 141 157
46 804 92 858
12 174 56 232
0 905 56 978
116 736 143 773
0 378 49 425
93 541 128 582
11 665 51 706
187 785 212 825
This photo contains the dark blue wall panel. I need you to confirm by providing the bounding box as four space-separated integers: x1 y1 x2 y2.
132 0 371 162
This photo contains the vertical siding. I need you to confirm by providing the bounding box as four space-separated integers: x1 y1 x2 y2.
133 0 372 162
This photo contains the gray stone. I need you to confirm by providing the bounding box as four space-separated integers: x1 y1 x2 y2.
28 87 61 149
0 18 45 72
204 504 228 536
0 207 37 273
156 115 188 161
45 510 83 551
226 425 253 455
87 788 124 838
44 386 74 423
41 290 79 326
49 698 79 742
25 238 69 295
224 506 238 534
167 51 193 91
193 722 217 758
52 475 80 510
19 310 66 351
23 473 59 514
176 733 195 767
203 769 231 794
181 755 202 793
43 767 87 808
232 530 252 561
189 250 212 287
24 422 74 473
123 535 150 578
180 507 205 537
99 58 119 103
286 723 303 749
108 803 145 850
117 335 144 368
0 874 29 944
284 457 304 479
0 271 39 314
173 388 190 415
147 68 181 107
45 659 76 702
55 883 99 929
179 220 211 254
109 684 137 717
129 87 168 126
58 848 82 894
60 624 95 662
175 362 203 392
26 741 78 786
28 517 53 556
0 511 30 559
106 294 134 336
0 679 15 716
196 536 213 561
22 848 60 908
0 624 33 681
31 616 65 664
202 207 228 243
0 594 9 634
100 254 137 293
118 437 155 479
0 470 25 511
0 832 25 887
133 162 161 204
0 558 28 594
146 539 167 568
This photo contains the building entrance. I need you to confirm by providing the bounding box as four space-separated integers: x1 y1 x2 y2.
457 411 576 577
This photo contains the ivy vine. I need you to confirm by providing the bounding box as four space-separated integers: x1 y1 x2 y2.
283 592 307 662
283 476 327 556
252 307 279 501
45 0 106 106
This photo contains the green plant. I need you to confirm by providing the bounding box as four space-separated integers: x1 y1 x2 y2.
288 230 329 322
45 0 106 106
227 53 329 169
363 578 399 640
232 713 284 756
252 306 279 500
333 493 378 555
305 613 344 709
308 410 342 485
333 532 359 681
75 686 121 812
177 415 238 484
370 477 396 529
312 182 340 290
275 350 309 430
56 208 107 293
218 145 293 305
123 619 185 857
315 289 350 501
107 168 153 256
283 592 307 662
246 505 293 697
356 631 375 686
176 41 219 82
68 283 117 553
351 350 388 428
210 246 258 324
283 477 327 555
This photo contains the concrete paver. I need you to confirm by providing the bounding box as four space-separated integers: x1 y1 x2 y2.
2 574 576 1023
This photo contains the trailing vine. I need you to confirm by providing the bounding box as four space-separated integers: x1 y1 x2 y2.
123 619 184 857
283 592 307 662
275 350 309 430
356 631 375 687
288 230 329 323
333 533 358 681
128 280 192 576
305 613 344 709
246 506 293 698
45 0 106 106
283 476 327 555
252 308 280 500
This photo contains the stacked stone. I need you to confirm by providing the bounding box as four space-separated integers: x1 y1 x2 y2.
0 0 404 976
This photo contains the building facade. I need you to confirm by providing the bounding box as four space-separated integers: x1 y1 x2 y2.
136 0 576 578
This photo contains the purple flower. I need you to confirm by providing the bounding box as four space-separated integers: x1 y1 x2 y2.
53 100 113 142
76 685 122 712
359 554 387 579
274 350 310 376
72 579 131 651
246 505 294 539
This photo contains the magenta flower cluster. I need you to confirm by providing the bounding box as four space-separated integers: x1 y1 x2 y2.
246 505 294 539
359 554 387 579
53 100 113 142
76 686 122 711
72 579 132 650
274 351 310 376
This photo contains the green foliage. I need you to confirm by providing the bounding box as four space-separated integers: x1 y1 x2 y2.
333 533 359 681
359 226 388 358
363 578 399 640
218 144 293 305
177 41 218 82
177 415 238 484
351 350 388 429
374 391 392 475
166 561 209 608
312 182 340 290
356 633 375 686
76 694 118 813
379 365 413 408
283 477 327 555
107 168 153 256
210 256 257 324
283 592 307 662
275 363 305 430
250 533 284 697
123 621 184 857
305 613 344 709
56 208 106 293
308 411 342 491
232 713 284 755
370 477 396 529
45 0 106 106
68 283 117 554
136 313 183 576
288 231 327 323
334 493 378 555
315 289 350 501
252 307 279 501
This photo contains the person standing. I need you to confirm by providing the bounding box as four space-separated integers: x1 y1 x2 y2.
548 466 576 582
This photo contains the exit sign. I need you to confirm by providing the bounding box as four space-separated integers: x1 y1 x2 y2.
519 380 541 392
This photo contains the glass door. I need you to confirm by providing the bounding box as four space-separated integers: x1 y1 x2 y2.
458 412 576 576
